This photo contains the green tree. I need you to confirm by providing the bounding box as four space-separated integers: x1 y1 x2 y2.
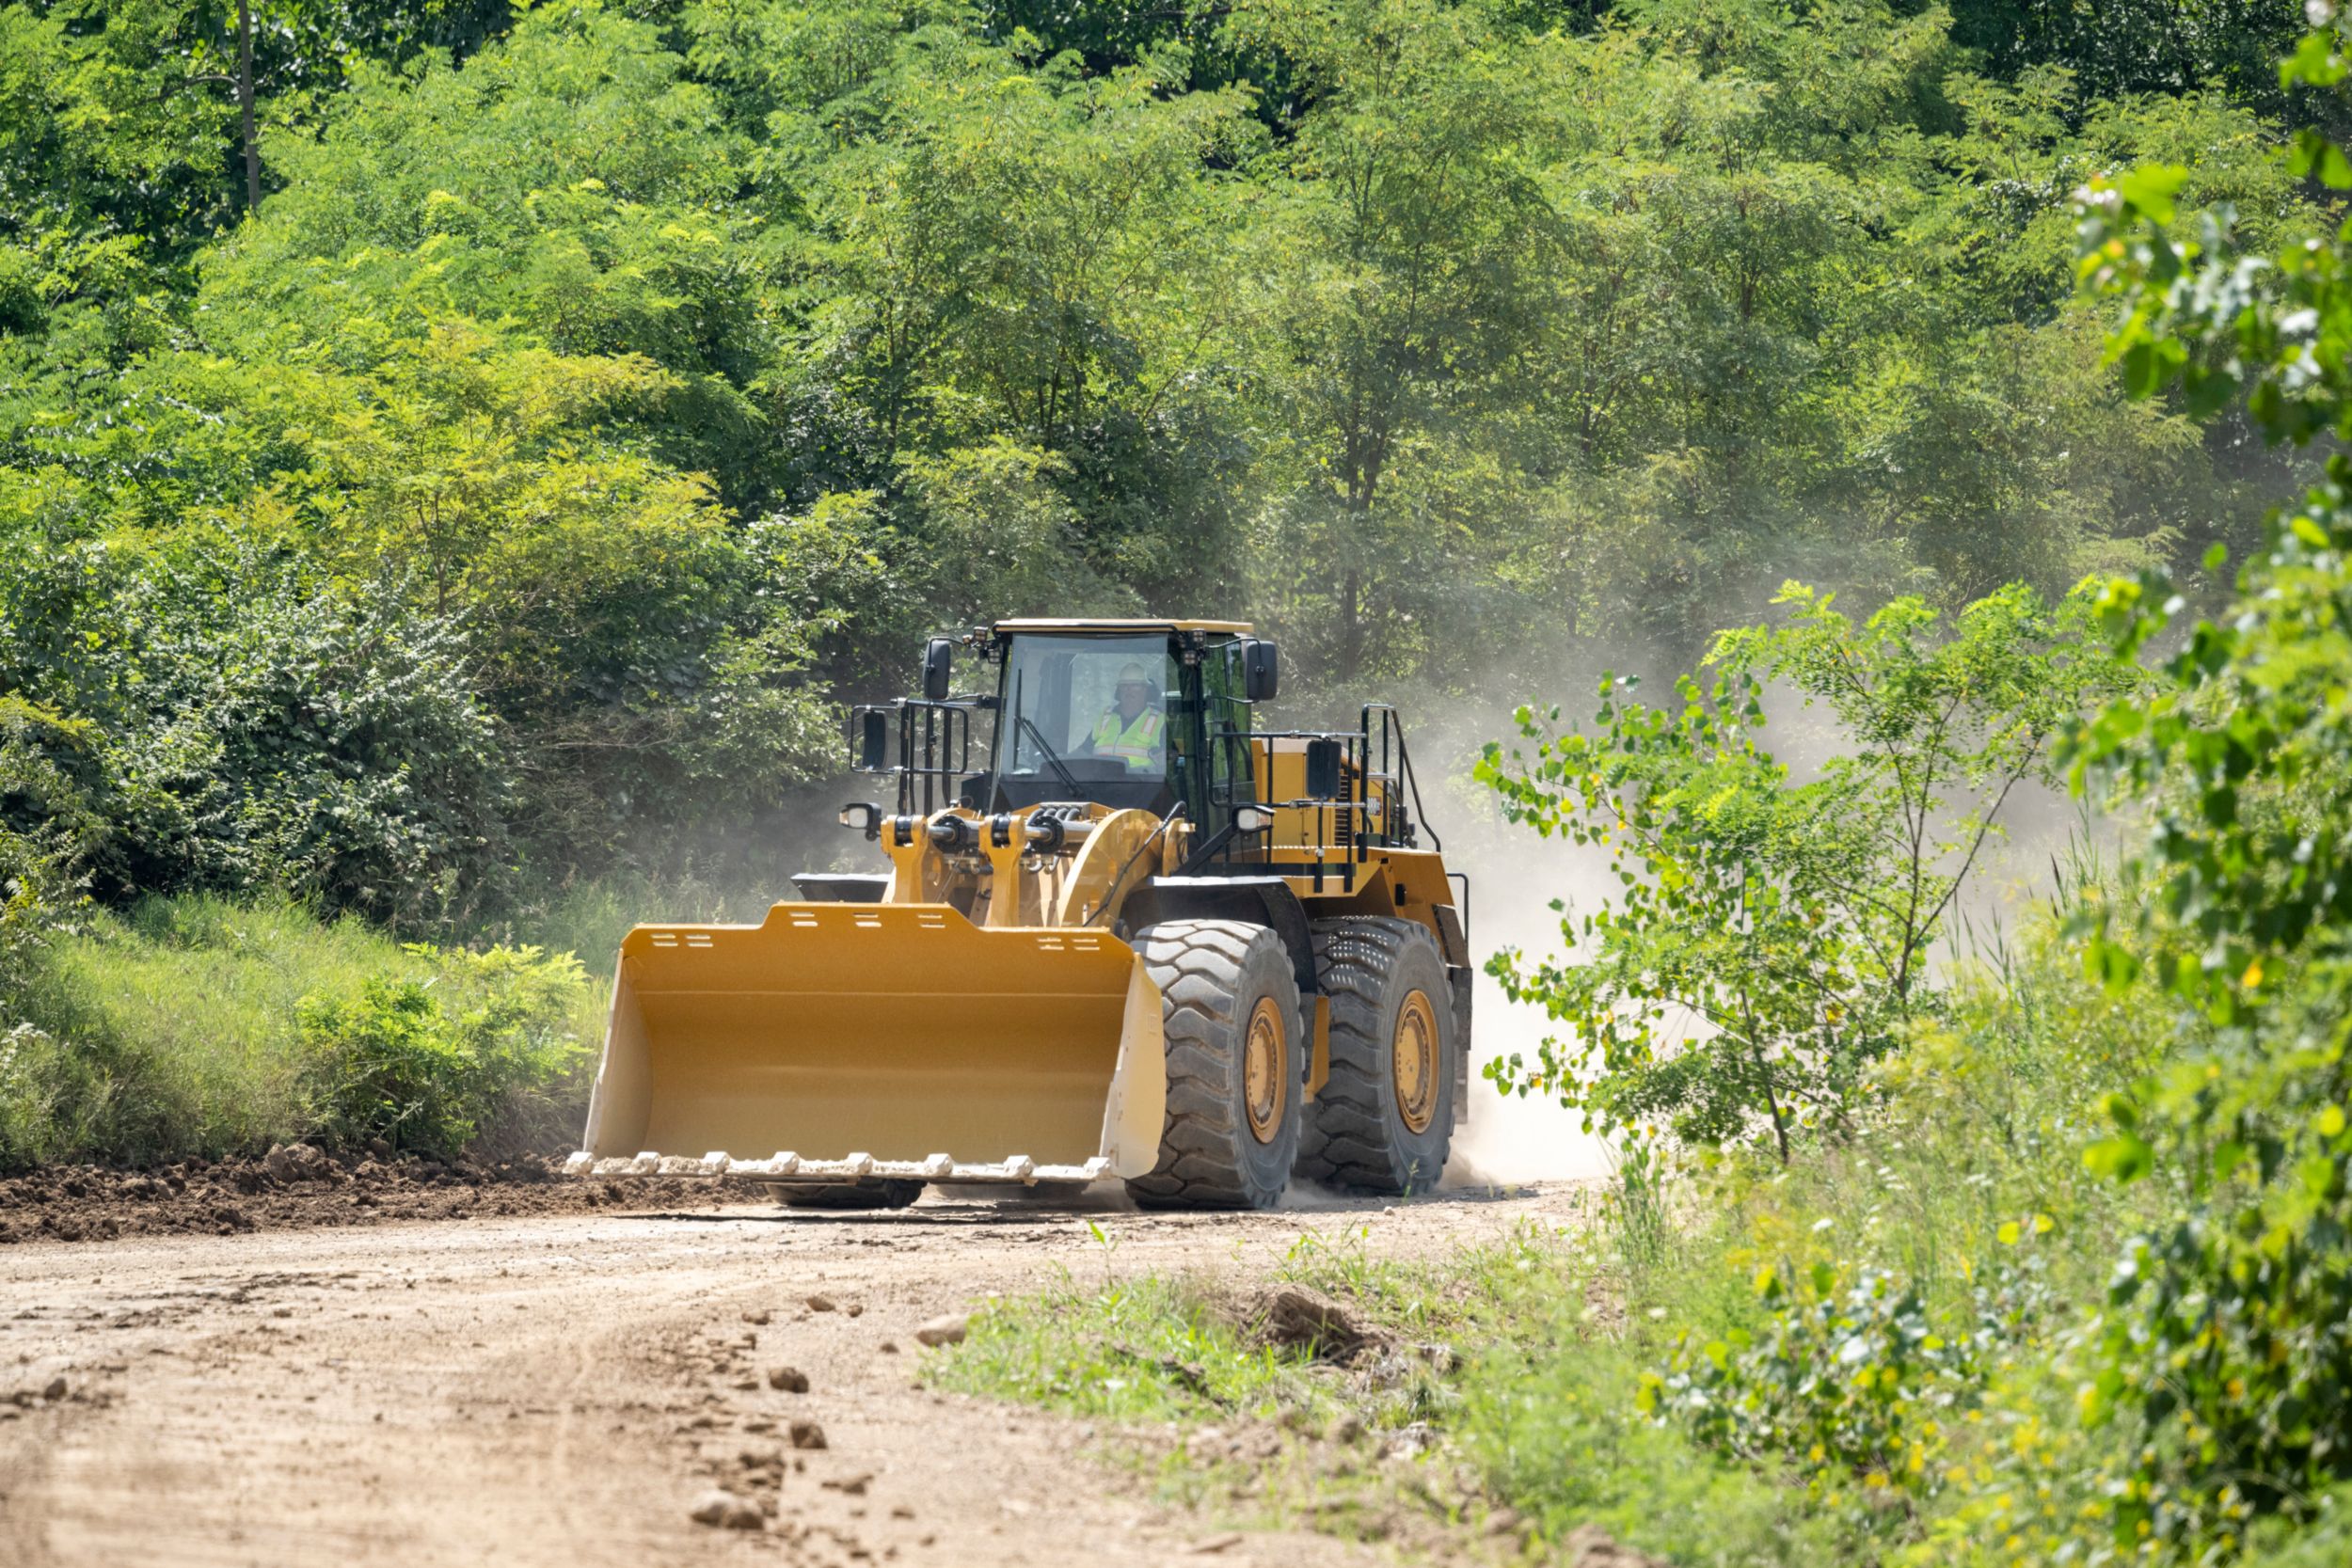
1235 0 1566 684
1480 582 2121 1163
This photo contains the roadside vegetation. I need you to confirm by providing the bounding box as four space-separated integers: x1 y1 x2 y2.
0 894 593 1166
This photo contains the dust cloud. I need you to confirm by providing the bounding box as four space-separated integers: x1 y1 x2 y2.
1439 819 1619 1187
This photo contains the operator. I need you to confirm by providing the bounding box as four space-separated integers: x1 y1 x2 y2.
1083 661 1167 773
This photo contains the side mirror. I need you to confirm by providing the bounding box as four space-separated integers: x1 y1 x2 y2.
1304 736 1343 800
856 708 891 771
1240 639 1279 703
922 637 954 702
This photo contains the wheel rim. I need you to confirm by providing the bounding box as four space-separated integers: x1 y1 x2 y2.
1243 996 1286 1145
1392 990 1438 1135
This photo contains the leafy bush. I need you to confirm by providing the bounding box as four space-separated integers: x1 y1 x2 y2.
1645 1254 2074 1530
2 535 514 927
1477 581 2125 1163
0 693 99 985
2052 34 2352 1555
299 943 588 1159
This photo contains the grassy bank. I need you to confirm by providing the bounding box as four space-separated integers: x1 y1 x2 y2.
0 861 824 1172
0 894 600 1169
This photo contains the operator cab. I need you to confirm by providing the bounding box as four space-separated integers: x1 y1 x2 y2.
977 621 1272 842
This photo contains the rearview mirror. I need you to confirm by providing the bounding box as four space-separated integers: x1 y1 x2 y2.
1304 736 1343 800
1240 639 1279 703
922 637 954 702
856 708 891 771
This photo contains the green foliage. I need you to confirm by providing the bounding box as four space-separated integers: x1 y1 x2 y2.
1460 1332 1854 1563
1430 24 2352 1567
299 942 588 1159
0 693 99 981
2023 26 2352 1554
1 535 516 925
1645 1259 2058 1527
0 0 2322 924
1478 582 2122 1162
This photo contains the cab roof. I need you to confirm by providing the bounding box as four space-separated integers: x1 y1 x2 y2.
991 617 1252 635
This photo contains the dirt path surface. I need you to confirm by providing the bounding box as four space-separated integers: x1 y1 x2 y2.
0 1183 1583 1568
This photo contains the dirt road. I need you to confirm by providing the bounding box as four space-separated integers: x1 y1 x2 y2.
0 1184 1582 1568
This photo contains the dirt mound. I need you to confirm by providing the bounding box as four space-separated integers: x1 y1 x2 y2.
0 1148 760 1244
1245 1283 1390 1360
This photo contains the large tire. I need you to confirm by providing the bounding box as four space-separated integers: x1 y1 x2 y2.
770 1179 924 1210
1295 917 1456 1195
1124 920 1303 1211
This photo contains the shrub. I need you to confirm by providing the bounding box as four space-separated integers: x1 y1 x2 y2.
1476 581 2126 1164
0 694 103 971
298 943 589 1159
1644 1257 2069 1526
2059 44 2352 1555
1 535 515 929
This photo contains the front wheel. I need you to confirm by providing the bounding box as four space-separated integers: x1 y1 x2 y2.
1124 920 1303 1212
1295 917 1457 1195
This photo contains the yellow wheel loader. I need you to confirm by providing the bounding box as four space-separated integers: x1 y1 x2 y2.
566 619 1472 1211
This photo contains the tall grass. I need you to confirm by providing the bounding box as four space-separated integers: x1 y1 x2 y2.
2 895 437 1165
0 892 605 1168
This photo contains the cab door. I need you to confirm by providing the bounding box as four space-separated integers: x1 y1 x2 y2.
1184 639 1257 855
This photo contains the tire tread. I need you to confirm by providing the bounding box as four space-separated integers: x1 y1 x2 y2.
1124 919 1301 1211
1295 916 1454 1194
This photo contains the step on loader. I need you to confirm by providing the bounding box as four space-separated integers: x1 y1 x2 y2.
565 619 1472 1210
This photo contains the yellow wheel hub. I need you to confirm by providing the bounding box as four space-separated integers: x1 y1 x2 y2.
1243 996 1287 1145
1392 990 1438 1135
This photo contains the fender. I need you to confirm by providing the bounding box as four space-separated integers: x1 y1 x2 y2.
1117 875 1318 1003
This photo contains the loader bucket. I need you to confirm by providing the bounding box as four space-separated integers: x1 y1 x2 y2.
569 903 1168 1187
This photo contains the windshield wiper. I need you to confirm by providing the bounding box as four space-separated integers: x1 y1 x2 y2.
1020 714 1084 794
1009 669 1083 794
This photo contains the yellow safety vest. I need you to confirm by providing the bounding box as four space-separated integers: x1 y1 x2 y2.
1090 706 1164 771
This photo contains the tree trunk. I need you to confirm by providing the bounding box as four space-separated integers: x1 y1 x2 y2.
1337 566 1362 686
237 0 261 213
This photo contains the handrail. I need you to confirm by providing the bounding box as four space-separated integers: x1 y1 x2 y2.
1359 702 1438 853
849 697 977 816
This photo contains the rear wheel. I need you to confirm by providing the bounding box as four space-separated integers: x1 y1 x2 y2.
1124 920 1303 1212
770 1179 924 1210
1295 917 1456 1195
